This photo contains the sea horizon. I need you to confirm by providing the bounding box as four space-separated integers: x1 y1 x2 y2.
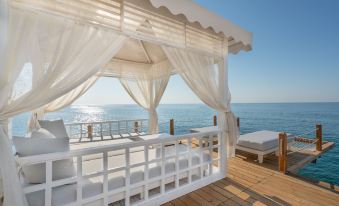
71 101 339 105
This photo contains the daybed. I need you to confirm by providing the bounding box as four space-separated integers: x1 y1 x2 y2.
236 130 294 163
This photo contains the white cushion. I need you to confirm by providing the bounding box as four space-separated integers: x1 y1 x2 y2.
238 130 294 151
38 119 68 138
31 128 56 139
26 179 102 206
13 137 75 184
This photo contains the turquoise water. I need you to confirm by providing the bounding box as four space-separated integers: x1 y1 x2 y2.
12 103 339 185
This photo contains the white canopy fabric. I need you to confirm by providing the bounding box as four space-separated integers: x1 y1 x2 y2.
0 5 126 206
28 76 99 132
119 60 172 134
163 45 239 158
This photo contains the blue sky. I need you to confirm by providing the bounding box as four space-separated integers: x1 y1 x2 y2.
76 0 339 105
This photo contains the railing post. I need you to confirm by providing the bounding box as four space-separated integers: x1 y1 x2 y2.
237 117 240 128
134 121 139 133
213 115 217 126
87 124 93 140
170 119 174 135
279 132 287 174
316 124 322 151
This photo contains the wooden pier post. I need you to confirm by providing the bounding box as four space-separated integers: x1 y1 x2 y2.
134 121 139 133
237 117 240 128
279 132 287 174
170 119 174 135
213 115 217 126
87 124 93 139
316 124 322 151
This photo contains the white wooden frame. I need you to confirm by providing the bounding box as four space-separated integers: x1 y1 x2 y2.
18 130 225 206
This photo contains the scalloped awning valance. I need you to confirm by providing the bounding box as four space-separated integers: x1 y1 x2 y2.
149 0 252 52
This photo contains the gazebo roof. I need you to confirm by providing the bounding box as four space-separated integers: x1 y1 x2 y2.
11 0 252 55
149 0 252 52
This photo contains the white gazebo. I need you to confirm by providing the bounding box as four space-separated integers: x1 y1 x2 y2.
0 0 252 205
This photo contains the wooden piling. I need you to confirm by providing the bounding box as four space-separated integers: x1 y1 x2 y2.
170 119 174 135
279 132 287 174
213 115 217 126
237 117 240 128
316 124 322 151
87 125 93 139
134 121 139 133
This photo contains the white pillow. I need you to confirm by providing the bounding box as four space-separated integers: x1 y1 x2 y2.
31 128 56 139
12 137 75 184
38 119 68 138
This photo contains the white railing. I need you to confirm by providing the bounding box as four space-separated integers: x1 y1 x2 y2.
18 130 225 206
65 119 149 140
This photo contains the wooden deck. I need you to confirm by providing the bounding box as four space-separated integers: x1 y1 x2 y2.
163 144 339 206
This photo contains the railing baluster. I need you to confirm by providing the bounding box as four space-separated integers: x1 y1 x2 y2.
144 145 149 200
109 122 112 138
175 140 179 188
209 134 213 176
77 156 82 204
103 151 108 205
45 161 52 206
161 143 165 194
80 124 82 139
100 123 103 139
188 137 192 183
118 121 121 135
125 120 128 134
125 148 130 206
199 137 203 179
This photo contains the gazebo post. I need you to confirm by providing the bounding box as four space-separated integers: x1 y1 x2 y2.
134 121 139 133
213 115 217 126
170 119 174 135
279 132 287 174
316 124 322 151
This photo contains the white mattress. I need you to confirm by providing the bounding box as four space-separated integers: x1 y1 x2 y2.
25 144 211 206
238 130 294 151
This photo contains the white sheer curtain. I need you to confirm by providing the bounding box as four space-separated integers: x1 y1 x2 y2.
119 61 172 134
163 46 239 158
28 76 99 132
0 6 126 206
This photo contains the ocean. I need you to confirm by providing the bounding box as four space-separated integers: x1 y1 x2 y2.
12 103 339 185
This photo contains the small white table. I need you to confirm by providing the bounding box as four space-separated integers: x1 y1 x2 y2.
139 133 170 141
190 126 219 133
190 126 220 147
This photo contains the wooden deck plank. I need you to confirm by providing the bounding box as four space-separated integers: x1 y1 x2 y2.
163 149 339 206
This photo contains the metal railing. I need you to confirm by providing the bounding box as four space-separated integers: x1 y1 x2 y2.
65 119 149 140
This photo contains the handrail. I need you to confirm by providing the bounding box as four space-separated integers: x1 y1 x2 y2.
64 119 148 126
18 130 221 165
64 119 149 139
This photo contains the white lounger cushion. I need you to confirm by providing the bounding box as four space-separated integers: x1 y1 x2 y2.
25 144 211 206
238 130 294 151
31 128 56 139
38 119 69 138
